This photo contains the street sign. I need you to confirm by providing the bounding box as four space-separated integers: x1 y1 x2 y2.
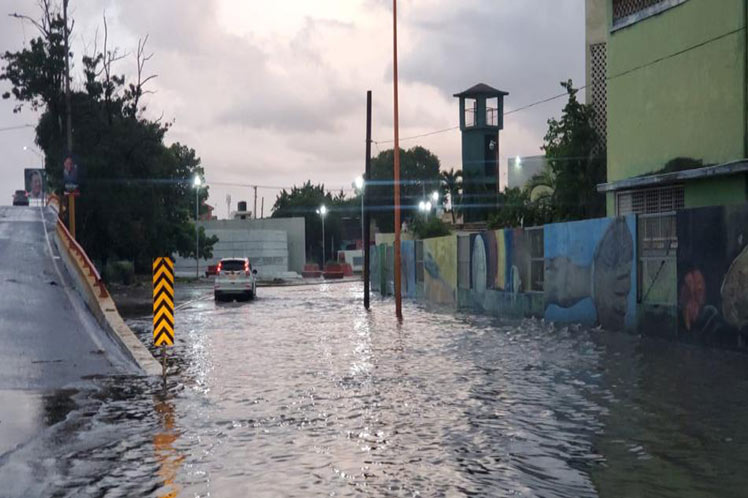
153 257 175 347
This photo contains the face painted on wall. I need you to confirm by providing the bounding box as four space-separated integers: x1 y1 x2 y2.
680 269 706 331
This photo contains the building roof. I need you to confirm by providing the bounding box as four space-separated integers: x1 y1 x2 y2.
453 83 509 98
597 160 748 192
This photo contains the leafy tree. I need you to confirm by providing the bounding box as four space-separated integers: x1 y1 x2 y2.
542 79 605 220
368 146 441 232
440 168 462 224
1 2 216 272
409 215 452 239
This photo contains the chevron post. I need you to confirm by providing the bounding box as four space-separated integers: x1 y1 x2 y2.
153 257 175 347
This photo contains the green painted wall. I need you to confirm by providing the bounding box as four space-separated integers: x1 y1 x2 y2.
685 173 748 207
607 0 747 182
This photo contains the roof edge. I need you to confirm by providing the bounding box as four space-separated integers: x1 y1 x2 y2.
596 159 748 192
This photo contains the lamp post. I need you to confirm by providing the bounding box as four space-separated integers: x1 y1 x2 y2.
316 205 327 268
193 175 202 280
354 175 364 251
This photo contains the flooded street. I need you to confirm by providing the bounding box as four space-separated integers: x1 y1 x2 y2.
5 281 748 497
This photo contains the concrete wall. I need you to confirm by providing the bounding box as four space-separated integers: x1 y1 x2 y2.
175 219 296 278
177 217 305 275
607 0 747 182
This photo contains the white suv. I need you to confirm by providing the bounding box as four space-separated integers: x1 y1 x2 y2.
214 257 257 301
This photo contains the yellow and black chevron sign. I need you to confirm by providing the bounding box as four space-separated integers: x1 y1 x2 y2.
153 257 175 347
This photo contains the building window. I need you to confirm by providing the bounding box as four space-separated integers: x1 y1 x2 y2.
464 98 477 127
612 0 688 30
589 42 607 145
616 185 684 216
486 97 499 127
527 227 544 292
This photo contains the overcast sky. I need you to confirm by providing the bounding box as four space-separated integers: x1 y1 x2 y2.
0 0 585 216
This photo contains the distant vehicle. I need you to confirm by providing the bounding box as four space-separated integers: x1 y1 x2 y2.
214 257 257 301
12 190 29 206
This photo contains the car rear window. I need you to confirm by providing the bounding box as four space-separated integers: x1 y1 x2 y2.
221 260 246 271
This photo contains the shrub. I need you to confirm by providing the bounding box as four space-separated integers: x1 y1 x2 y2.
104 260 135 285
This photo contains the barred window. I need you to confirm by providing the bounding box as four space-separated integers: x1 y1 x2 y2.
613 0 665 22
616 185 684 216
612 0 688 28
589 42 607 145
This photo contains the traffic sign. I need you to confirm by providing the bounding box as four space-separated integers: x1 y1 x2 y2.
153 257 175 347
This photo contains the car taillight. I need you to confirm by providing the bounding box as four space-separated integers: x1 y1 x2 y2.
217 262 222 274
244 261 249 275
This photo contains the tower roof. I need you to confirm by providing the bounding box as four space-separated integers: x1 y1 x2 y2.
453 83 509 98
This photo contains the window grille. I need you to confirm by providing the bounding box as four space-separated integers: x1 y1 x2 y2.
589 43 607 144
637 212 678 304
616 185 684 216
527 228 544 292
613 0 666 22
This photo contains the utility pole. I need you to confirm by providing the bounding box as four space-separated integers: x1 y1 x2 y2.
364 90 372 310
253 186 258 219
392 0 403 320
261 197 264 219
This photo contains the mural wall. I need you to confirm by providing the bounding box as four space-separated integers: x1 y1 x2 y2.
401 240 417 298
544 216 637 331
424 235 458 307
677 205 748 348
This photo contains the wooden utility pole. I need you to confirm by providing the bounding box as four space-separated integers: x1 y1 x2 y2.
364 90 372 310
392 0 403 320
253 186 258 219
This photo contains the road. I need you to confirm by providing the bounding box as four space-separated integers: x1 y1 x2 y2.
0 205 139 489
1 274 747 496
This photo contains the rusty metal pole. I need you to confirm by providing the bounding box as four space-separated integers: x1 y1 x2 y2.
392 0 403 320
364 91 372 310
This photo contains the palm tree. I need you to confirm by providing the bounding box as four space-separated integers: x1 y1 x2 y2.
440 168 463 224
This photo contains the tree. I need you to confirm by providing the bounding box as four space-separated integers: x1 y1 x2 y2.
368 146 442 232
542 79 605 220
440 168 462 224
1 1 216 271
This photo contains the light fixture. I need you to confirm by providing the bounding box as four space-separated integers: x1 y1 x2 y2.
431 191 439 202
418 200 426 212
515 156 522 168
425 201 432 212
319 205 327 216
193 175 202 187
354 176 364 190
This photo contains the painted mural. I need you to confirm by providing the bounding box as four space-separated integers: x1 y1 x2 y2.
424 235 458 307
544 216 637 331
677 205 748 348
401 240 417 298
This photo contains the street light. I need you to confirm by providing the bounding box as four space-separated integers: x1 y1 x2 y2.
354 175 365 252
316 204 327 267
193 175 202 280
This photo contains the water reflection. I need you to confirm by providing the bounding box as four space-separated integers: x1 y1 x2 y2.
153 383 184 498
8 282 747 497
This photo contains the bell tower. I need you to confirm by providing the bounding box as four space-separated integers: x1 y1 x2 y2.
454 83 508 223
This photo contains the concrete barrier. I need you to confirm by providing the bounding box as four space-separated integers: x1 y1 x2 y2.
49 198 160 376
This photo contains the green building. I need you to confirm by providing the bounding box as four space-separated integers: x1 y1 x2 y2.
586 0 748 216
454 84 508 223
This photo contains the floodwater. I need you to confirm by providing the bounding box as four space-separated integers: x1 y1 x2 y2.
4 282 748 497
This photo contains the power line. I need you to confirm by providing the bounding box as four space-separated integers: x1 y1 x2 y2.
0 124 34 132
372 24 746 147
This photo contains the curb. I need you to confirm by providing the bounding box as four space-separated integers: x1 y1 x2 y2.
49 198 161 376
